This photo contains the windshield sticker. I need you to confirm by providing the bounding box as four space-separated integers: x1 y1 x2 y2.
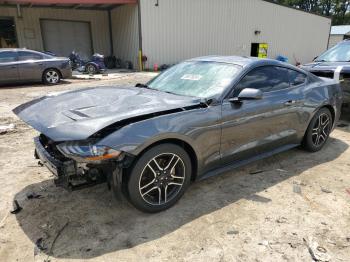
181 74 203 81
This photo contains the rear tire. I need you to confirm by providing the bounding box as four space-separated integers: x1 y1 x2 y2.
127 144 192 213
43 69 61 84
302 108 332 152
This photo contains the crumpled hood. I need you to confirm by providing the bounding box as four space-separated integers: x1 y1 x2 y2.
13 86 200 141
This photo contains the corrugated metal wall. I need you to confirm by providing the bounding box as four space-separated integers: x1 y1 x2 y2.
0 6 110 54
140 0 331 67
328 35 344 48
111 4 139 69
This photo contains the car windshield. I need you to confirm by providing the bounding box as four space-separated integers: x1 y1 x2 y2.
315 42 350 62
147 61 241 98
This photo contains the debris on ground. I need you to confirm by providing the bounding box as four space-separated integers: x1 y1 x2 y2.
247 194 272 203
303 237 331 262
0 213 9 228
35 237 47 251
276 169 288 172
227 230 239 235
27 192 43 200
321 187 332 194
39 223 52 230
49 220 69 255
0 124 15 135
276 216 288 224
288 242 298 249
346 189 350 196
293 184 302 194
258 240 271 249
249 170 264 175
10 200 22 214
326 239 337 246
293 180 307 186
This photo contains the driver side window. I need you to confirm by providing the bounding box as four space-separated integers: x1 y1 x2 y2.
234 66 290 96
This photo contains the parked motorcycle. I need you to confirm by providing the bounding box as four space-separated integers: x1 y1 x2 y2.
69 51 106 74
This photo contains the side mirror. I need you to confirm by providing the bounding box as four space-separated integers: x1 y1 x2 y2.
229 88 263 103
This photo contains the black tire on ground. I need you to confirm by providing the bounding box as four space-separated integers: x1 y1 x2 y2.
42 69 61 84
127 143 192 213
86 64 98 74
302 107 333 152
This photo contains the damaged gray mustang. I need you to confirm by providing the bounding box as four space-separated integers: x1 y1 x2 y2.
14 56 343 213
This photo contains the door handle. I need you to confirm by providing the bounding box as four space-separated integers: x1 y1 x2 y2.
284 100 296 106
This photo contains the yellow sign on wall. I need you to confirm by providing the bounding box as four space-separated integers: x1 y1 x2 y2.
258 43 268 58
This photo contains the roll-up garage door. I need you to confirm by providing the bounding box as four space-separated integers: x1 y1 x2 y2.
41 19 92 59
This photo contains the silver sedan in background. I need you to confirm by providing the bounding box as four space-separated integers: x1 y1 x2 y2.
0 48 72 85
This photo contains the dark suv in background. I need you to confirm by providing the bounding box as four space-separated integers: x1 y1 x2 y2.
301 40 350 105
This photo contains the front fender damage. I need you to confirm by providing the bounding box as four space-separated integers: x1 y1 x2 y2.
35 134 136 192
31 101 208 192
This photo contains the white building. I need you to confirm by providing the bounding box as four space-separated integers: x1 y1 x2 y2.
328 25 350 48
0 0 331 70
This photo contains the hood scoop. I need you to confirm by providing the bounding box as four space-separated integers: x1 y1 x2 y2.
62 109 91 121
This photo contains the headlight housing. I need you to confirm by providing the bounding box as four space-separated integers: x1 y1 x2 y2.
57 141 122 162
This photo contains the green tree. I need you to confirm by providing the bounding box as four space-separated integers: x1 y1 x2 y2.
273 0 350 25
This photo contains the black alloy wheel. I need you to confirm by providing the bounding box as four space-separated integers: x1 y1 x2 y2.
303 108 332 152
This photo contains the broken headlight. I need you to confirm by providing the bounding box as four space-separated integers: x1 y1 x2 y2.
57 141 121 162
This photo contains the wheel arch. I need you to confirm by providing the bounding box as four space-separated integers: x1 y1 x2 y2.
306 104 336 130
42 67 62 79
302 104 334 151
321 104 335 126
302 104 335 143
128 138 199 181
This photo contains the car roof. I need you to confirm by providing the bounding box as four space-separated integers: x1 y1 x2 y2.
0 48 29 51
188 55 287 68
0 48 52 54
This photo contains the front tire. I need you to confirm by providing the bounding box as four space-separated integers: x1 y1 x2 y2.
43 69 61 84
127 144 192 213
86 64 98 74
302 108 332 152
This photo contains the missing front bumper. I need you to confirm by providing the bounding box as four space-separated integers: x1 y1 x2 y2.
34 136 107 191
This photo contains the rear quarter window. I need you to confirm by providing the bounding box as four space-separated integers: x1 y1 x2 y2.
18 51 43 61
288 69 307 86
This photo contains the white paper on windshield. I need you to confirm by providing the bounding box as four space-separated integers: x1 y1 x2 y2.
181 74 203 81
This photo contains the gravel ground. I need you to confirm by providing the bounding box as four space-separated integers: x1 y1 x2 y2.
0 74 349 262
